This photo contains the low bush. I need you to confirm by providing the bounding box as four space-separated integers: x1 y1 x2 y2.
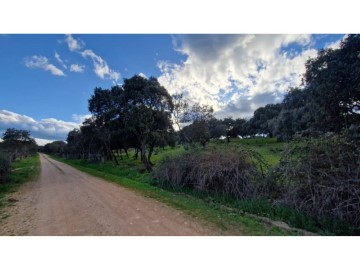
271 134 360 231
155 146 269 199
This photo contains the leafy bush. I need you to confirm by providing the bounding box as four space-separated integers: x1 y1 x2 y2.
155 146 269 199
0 152 11 183
271 134 360 230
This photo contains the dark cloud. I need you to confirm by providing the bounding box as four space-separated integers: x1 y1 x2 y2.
217 91 284 119
177 35 243 62
251 92 282 107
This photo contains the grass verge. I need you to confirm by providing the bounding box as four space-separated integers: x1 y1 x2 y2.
0 154 40 210
51 155 302 236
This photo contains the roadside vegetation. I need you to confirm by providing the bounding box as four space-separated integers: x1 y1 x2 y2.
0 128 38 184
40 34 360 235
0 154 40 210
0 128 39 213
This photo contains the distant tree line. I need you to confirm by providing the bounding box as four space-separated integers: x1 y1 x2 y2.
0 128 38 183
42 34 360 172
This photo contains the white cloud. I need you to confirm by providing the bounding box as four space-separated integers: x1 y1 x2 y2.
325 35 347 50
158 34 319 119
34 138 57 146
65 34 85 52
54 51 67 69
71 113 91 123
0 110 79 141
62 34 119 82
70 64 85 73
138 72 147 78
81 49 120 82
25 55 65 76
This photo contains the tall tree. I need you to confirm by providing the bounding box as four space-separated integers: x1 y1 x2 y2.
121 76 174 171
303 34 360 132
248 103 282 137
179 103 214 146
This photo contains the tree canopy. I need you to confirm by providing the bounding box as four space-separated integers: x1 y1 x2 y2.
47 35 360 169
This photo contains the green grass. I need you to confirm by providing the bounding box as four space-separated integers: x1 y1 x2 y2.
0 154 40 210
51 146 303 236
209 137 286 166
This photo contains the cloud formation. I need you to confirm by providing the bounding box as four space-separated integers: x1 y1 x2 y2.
0 109 79 143
71 113 91 123
65 34 85 52
54 51 67 69
81 49 120 82
24 55 65 76
70 64 85 73
158 34 332 119
27 35 120 82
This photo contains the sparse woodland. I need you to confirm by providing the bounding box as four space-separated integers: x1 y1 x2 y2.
31 35 360 234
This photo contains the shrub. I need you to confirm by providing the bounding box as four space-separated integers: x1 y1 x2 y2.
155 146 269 199
271 134 360 230
0 152 11 183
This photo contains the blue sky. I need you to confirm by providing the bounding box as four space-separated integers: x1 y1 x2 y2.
0 34 345 144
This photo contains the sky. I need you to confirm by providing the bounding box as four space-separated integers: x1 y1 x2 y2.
0 34 345 145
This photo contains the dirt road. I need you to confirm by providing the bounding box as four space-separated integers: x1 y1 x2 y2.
0 154 215 236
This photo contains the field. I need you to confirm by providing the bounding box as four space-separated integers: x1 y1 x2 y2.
54 138 338 235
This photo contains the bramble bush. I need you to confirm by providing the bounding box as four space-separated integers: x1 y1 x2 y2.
155 146 269 199
271 134 360 230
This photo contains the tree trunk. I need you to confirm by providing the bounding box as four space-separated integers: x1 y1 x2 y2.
141 143 152 172
124 148 129 158
134 148 139 160
112 151 119 165
148 146 154 166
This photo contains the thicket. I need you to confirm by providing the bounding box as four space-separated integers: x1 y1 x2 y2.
271 134 360 231
155 146 270 199
155 134 360 233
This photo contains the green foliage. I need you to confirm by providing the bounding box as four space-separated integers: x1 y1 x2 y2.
248 103 282 137
1 128 38 161
42 141 66 155
85 75 174 171
304 35 360 132
268 34 360 140
180 120 211 147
